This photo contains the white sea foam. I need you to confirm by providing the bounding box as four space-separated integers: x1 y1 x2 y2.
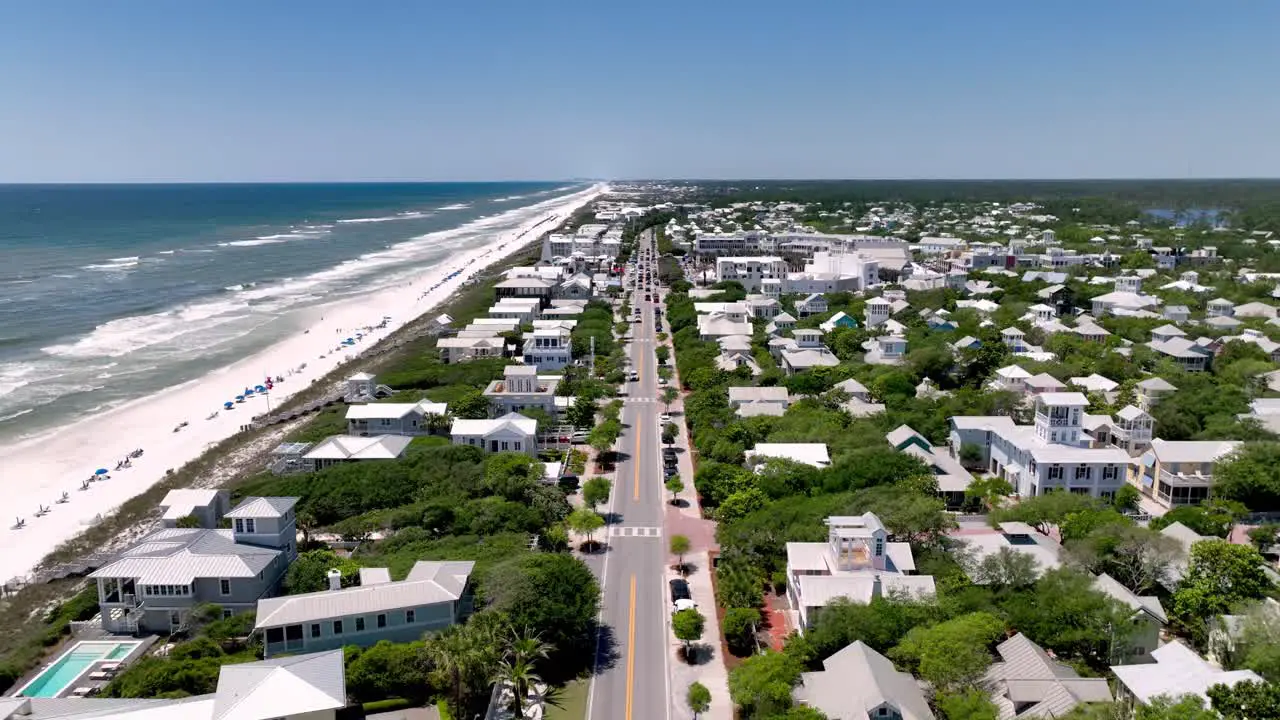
0 408 33 423
336 211 432 224
42 299 252 359
493 195 527 203
438 203 471 210
82 259 139 271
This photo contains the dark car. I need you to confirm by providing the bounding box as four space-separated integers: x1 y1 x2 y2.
669 578 693 610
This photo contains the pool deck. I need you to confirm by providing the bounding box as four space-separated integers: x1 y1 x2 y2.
5 635 157 699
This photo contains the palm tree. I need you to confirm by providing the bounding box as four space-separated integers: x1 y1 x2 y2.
494 656 543 719
505 626 552 666
425 627 476 716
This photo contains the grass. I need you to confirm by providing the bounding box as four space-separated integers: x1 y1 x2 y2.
544 678 590 720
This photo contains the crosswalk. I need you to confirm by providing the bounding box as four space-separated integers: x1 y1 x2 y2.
608 525 663 538
624 396 658 403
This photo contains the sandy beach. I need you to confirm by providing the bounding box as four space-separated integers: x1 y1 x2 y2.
0 183 605 584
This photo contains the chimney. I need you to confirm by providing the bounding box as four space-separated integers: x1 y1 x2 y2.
327 569 342 592
872 574 883 599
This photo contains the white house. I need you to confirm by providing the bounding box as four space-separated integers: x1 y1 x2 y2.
793 641 935 720
450 412 538 454
522 327 573 370
303 435 414 471
746 443 831 468
865 297 892 328
785 514 934 630
714 256 788 292
483 365 564 418
345 400 449 437
863 335 907 365
795 293 829 317
1112 641 1263 709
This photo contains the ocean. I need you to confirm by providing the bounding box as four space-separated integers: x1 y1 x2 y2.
0 182 583 443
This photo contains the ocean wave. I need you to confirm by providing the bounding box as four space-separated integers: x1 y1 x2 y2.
438 203 471 210
82 259 139 271
0 408 33 423
42 299 252 359
493 195 527 203
336 211 433 224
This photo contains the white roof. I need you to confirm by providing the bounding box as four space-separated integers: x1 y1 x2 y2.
256 561 474 629
746 443 831 468
90 528 281 585
225 497 297 519
450 412 537 438
345 400 447 420
160 489 224 520
795 641 934 720
728 386 790 404
1151 439 1241 464
303 435 413 461
212 650 347 720
1112 641 1263 705
1036 392 1089 406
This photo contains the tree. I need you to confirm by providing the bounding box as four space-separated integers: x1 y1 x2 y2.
889 612 1005 691
718 487 768 524
672 608 706 657
1151 504 1235 538
666 475 684 503
1132 694 1220 720
965 546 1039 588
965 476 1014 512
687 681 712 719
936 688 1000 720
662 386 679 411
992 490 1099 535
1248 524 1279 552
855 485 956 548
723 607 762 657
484 452 541 501
345 640 432 704
1000 568 1135 664
1172 540 1274 636
582 477 612 509
494 655 543 720
1067 524 1180 595
728 651 803 719
655 345 671 364
481 554 600 680
426 626 484 716
451 387 491 419
1208 679 1280 719
283 549 360 594
669 534 692 572
1220 599 1280 682
566 395 597 429
959 443 985 467
1059 507 1129 543
663 422 679 446
566 507 605 547
1213 442 1280 511
1112 484 1141 513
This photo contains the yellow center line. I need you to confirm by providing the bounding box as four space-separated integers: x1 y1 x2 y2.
625 574 637 720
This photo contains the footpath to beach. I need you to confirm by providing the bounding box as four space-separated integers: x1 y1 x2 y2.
0 184 606 586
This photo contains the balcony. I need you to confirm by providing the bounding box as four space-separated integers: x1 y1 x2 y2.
102 591 143 607
1158 469 1214 487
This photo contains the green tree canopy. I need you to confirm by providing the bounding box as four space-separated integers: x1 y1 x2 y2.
889 612 1005 691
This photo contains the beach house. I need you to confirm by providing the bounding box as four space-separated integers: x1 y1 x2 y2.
493 276 555 307
450 412 538 454
795 293 828 317
521 326 573 370
157 489 230 529
437 335 505 364
1131 438 1242 508
0 650 354 719
785 514 934 630
91 496 298 634
714 256 788 291
728 386 791 417
778 329 841 374
1111 641 1263 711
255 560 474 658
1092 572 1167 664
792 641 935 720
345 399 448 436
950 521 1064 582
886 425 973 508
302 435 414 470
483 365 564 418
985 634 1113 717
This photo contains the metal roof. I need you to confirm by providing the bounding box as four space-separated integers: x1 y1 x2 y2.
255 561 474 629
795 641 935 720
90 528 280 585
212 650 346 720
226 497 297 519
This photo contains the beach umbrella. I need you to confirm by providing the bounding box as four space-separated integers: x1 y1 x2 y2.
224 401 234 409
235 395 244 402
95 468 108 475
254 385 266 392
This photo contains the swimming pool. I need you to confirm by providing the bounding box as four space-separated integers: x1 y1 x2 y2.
15 641 142 698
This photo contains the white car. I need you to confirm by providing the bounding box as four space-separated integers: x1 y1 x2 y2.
660 413 672 424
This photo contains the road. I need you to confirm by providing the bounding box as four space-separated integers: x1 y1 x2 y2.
587 228 672 720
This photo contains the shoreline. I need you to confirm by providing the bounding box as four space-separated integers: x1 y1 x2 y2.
0 183 605 585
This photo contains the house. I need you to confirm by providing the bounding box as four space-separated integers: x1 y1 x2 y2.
863 335 907 365
835 377 874 403
1093 572 1168 664
744 294 782 319
556 273 594 300
450 413 538 454
345 399 448 436
1234 301 1277 319
948 394 1131 499
483 365 563 418
795 293 829 317
1164 305 1192 323
256 560 474 657
950 521 1064 582
953 335 982 351
1001 327 1027 351
766 311 797 334
494 276 555 307
716 349 763 376
1112 641 1263 709
1146 336 1213 372
698 311 752 341
714 256 788 291
158 489 230 529
991 364 1033 393
1091 276 1160 317
302 435 413 470
793 641 935 720
522 326 573 371
1024 373 1067 396
1069 374 1118 395
819 311 858 332
746 443 831 469
728 386 791 417
1037 283 1075 317
1131 439 1242 508
886 425 973 508
437 335 506 364
1149 324 1186 343
985 633 1113 718
1135 377 1177 410
3 650 353 718
1206 297 1235 318
344 372 394 402
488 297 542 323
780 329 841 375
785 514 935 630
91 496 298 634
865 297 892 328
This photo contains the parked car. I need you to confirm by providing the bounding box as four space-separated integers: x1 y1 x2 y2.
669 578 695 612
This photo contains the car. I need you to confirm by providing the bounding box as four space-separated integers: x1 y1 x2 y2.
660 413 672 423
669 579 694 611
658 378 667 386
629 372 639 381
644 294 651 301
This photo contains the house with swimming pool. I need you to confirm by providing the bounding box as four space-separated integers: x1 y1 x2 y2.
88 494 299 635
254 560 475 657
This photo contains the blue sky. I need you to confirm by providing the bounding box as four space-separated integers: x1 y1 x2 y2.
2 0 1278 181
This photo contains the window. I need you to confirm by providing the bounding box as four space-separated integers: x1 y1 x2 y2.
266 627 284 644
355 617 365 632
223 609 234 619
1075 466 1090 480
333 620 344 635
234 519 244 533
219 579 231 596
513 441 522 451
1103 465 1119 480
310 623 321 638
377 614 387 628
501 441 509 451
406 609 416 624
245 518 256 533
1048 465 1063 480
